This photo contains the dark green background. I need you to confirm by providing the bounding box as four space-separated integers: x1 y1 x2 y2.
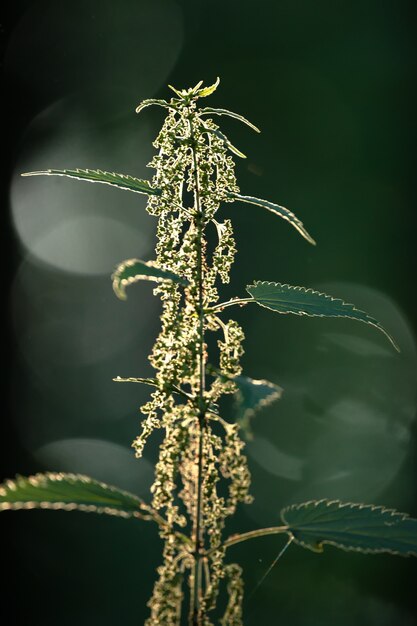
2 1 417 624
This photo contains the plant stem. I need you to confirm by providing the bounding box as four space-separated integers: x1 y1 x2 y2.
189 116 206 626
223 526 289 549
209 297 254 312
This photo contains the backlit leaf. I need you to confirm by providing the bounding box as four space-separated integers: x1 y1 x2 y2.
21 169 160 196
204 128 246 158
200 107 260 133
168 84 186 97
135 98 177 114
191 80 204 92
0 473 147 519
246 281 398 350
230 194 315 244
112 258 188 300
197 77 220 98
113 376 159 387
113 376 189 399
281 499 417 556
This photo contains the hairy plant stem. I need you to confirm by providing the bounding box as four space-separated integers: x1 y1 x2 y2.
224 526 289 549
209 298 253 312
189 116 206 626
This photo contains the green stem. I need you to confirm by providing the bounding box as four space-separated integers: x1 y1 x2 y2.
189 115 207 626
209 297 254 312
223 526 289 549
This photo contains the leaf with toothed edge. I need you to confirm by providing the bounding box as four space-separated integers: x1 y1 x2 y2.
196 77 220 98
21 169 160 196
229 194 315 245
0 473 148 519
113 376 189 399
203 127 246 159
168 84 184 98
135 98 177 114
246 281 399 351
112 259 189 300
281 499 417 556
234 375 283 438
199 107 260 133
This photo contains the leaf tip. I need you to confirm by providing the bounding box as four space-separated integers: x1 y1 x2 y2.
21 171 47 177
111 277 127 301
378 325 400 353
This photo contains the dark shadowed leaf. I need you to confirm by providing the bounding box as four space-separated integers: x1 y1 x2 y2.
0 473 147 519
112 258 188 300
230 194 315 244
281 499 417 556
235 375 283 438
113 376 190 399
21 169 160 196
246 281 398 350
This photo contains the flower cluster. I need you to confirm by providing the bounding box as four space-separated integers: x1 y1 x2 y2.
133 81 251 625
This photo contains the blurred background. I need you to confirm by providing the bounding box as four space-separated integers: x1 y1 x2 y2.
2 0 417 624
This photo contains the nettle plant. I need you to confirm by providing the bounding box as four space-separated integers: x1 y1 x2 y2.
3 78 417 625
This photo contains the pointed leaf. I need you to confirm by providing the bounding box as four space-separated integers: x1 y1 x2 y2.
281 499 417 556
168 84 184 97
112 259 188 300
246 281 398 351
191 80 204 92
199 107 260 133
135 98 177 114
113 376 159 387
21 169 160 196
204 128 246 158
230 194 315 245
197 77 220 98
235 376 283 437
0 473 147 519
113 376 189 399
207 366 283 437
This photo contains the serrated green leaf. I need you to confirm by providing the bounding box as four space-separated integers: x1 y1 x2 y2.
207 366 282 437
112 258 188 300
203 128 246 158
230 194 315 244
197 77 220 98
246 281 399 351
135 98 177 114
0 473 146 519
21 169 160 196
199 107 260 133
281 499 417 556
235 376 283 438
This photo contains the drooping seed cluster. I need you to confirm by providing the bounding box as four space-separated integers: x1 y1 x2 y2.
134 84 251 626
